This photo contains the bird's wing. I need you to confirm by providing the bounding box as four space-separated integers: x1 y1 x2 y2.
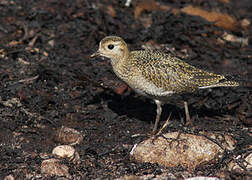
131 51 229 93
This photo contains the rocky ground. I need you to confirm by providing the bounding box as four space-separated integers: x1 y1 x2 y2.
0 0 251 179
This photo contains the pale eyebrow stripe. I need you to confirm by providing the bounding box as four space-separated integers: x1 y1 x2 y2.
112 41 121 45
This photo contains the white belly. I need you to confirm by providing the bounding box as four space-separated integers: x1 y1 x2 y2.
127 75 174 99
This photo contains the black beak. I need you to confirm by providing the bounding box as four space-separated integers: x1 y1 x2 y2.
90 51 100 58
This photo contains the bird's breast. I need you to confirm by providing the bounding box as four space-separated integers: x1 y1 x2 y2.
126 74 174 100
111 61 174 100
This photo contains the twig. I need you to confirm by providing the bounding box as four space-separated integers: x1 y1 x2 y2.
156 112 172 135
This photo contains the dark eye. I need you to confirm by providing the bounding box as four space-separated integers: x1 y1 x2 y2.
107 44 114 50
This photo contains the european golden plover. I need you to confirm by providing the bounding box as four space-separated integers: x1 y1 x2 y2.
91 36 239 134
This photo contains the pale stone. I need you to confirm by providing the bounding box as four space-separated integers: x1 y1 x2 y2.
130 132 235 171
228 146 252 172
54 126 83 145
52 145 80 164
41 158 70 178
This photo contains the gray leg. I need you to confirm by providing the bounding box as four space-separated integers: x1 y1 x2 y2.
184 101 191 125
153 100 162 134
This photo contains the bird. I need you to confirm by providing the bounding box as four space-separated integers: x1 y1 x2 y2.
91 36 239 134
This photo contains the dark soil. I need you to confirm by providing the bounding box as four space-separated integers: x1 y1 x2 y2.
0 0 251 179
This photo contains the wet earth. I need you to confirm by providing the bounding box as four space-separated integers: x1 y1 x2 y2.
0 0 251 179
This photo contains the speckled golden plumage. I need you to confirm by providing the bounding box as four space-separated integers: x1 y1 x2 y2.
128 50 238 94
91 36 239 134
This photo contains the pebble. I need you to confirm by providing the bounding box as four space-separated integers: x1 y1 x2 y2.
52 145 80 164
41 158 70 178
54 126 83 145
228 148 252 172
4 175 15 180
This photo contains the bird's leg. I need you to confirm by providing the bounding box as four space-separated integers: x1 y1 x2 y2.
184 101 191 125
153 100 162 134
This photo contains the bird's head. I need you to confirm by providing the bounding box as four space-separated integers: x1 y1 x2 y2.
91 36 129 64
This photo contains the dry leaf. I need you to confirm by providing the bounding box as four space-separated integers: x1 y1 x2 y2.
134 0 170 19
218 0 230 3
114 83 128 95
181 5 238 31
106 5 116 18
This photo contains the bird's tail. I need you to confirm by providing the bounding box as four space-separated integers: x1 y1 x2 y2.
198 80 239 89
215 80 239 87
